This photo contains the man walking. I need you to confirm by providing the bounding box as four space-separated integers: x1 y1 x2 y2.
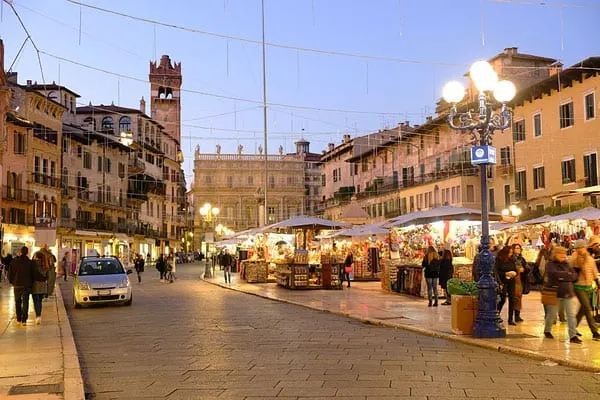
222 249 234 284
8 246 36 326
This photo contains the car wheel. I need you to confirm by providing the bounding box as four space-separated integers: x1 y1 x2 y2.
73 293 82 309
124 296 132 306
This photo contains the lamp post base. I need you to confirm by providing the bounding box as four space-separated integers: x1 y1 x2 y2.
203 260 212 279
472 248 506 338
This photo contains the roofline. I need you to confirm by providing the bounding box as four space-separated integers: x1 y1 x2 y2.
27 83 81 98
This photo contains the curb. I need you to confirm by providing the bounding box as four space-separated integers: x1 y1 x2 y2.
54 286 86 400
202 278 600 373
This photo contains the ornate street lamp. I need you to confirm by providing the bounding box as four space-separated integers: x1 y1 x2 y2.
199 203 219 278
442 60 516 338
502 204 523 222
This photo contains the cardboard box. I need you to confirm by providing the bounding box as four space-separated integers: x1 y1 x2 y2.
451 295 479 335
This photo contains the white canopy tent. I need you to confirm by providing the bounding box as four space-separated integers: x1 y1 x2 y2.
384 205 502 229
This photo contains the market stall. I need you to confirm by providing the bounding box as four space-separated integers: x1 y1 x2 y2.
381 206 502 297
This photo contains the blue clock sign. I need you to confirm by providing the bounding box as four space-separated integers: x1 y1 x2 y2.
471 145 497 165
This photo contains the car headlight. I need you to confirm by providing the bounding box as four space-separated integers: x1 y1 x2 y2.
78 281 90 290
119 278 130 288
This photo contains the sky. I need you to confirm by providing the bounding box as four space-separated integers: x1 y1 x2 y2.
1 0 599 181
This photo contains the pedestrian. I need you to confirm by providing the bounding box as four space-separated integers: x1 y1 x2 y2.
587 236 600 268
422 246 441 307
167 255 176 283
134 254 145 283
31 249 49 325
440 245 454 305
511 243 529 323
34 243 56 298
156 254 166 282
570 239 600 340
217 250 224 271
222 249 233 284
496 246 517 325
8 246 36 326
543 246 581 343
343 250 353 288
1 253 13 282
58 251 70 281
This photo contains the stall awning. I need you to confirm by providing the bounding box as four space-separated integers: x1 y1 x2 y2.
553 185 600 200
268 216 349 230
384 205 502 228
74 230 97 237
333 223 389 238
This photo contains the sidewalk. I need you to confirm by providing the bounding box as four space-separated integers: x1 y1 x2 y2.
0 281 84 400
204 272 600 372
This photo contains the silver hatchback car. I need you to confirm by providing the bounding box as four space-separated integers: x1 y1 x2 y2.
73 256 133 308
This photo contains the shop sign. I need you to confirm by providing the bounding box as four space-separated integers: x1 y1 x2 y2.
471 145 497 165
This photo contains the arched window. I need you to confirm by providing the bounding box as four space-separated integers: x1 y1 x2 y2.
83 117 96 131
165 88 173 99
119 116 131 132
48 91 58 102
158 87 166 99
102 117 114 134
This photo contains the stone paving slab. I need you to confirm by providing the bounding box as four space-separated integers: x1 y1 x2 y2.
204 271 600 371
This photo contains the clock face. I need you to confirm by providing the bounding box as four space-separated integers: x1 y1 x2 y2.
475 148 485 158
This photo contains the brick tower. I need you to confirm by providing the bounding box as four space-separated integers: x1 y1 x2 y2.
149 55 182 142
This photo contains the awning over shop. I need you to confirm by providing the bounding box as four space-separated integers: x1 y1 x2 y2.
384 205 502 228
74 230 97 237
115 233 130 242
333 223 389 238
553 185 600 200
548 207 600 222
268 216 349 230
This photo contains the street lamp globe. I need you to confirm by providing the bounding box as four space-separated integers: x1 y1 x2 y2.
470 60 498 92
493 80 517 103
442 81 466 104
501 209 510 216
212 207 220 216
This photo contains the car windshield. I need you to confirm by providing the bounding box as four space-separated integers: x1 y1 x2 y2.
78 260 125 276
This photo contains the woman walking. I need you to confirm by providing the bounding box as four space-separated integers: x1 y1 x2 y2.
343 250 353 288
440 246 454 305
422 246 441 307
31 250 49 325
511 244 528 323
496 246 517 325
543 246 581 343
570 239 600 340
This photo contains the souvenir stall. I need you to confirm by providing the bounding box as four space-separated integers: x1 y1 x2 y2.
240 232 295 283
268 216 348 289
381 206 502 297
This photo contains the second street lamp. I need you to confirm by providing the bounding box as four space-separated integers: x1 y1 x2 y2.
200 203 219 278
442 60 516 339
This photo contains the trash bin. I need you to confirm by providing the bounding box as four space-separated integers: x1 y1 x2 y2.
451 295 479 335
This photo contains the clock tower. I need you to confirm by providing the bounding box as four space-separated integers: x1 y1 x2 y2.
149 55 182 142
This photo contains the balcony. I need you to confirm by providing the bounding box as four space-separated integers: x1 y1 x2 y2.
31 173 61 188
77 191 124 208
4 213 35 226
35 217 57 228
496 164 514 177
2 186 35 203
61 186 77 199
75 219 116 232
128 156 145 174
59 217 77 229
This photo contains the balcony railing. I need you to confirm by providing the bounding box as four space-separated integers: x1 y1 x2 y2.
128 156 145 173
4 213 35 226
31 173 61 188
77 191 124 208
2 186 35 202
496 164 514 177
75 219 116 232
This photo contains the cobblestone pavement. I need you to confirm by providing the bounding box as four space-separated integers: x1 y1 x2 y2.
61 265 600 400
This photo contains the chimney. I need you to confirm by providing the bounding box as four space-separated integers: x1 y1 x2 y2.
140 96 146 114
549 62 563 77
404 120 410 127
504 47 518 56
26 79 32 86
328 143 335 151
7 72 17 84
343 134 351 143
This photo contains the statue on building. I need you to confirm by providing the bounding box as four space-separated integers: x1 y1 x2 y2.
237 144 243 155
258 145 263 155
194 144 200 160
216 144 221 155
278 145 283 155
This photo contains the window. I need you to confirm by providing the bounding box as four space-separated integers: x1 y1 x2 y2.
105 158 111 173
361 158 368 172
409 196 414 212
434 131 440 145
269 176 275 189
267 206 276 223
119 116 131 132
489 188 495 212
584 93 595 120
83 117 96 131
62 137 69 153
516 170 527 200
504 184 511 208
513 120 525 142
536 204 545 213
77 146 82 158
42 159 48 176
554 199 562 208
584 153 598 187
533 113 542 138
419 164 425 182
561 159 576 184
435 158 441 172
227 176 233 188
248 176 253 185
559 102 574 128
118 162 125 179
102 117 114 133
83 152 91 169
406 143 412 155
321 175 326 186
62 168 68 188
205 175 212 185
500 147 511 165
466 185 475 203
533 166 545 190
333 169 338 182
419 135 425 150
97 156 103 172
14 132 26 155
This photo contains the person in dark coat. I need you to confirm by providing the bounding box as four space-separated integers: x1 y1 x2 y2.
422 246 441 307
543 246 581 343
156 255 167 282
31 250 49 325
8 246 36 326
134 254 145 284
496 246 518 325
440 247 454 305
342 251 353 288
222 249 234 284
511 243 529 323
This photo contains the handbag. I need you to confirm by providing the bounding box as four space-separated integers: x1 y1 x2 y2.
541 287 557 305
344 265 352 274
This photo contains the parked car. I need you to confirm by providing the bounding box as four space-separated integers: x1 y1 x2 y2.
73 256 133 308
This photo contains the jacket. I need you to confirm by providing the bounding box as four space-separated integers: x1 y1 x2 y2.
496 259 517 284
422 257 440 279
222 253 234 268
569 252 600 287
32 263 49 295
545 260 577 298
8 255 36 288
135 259 145 272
